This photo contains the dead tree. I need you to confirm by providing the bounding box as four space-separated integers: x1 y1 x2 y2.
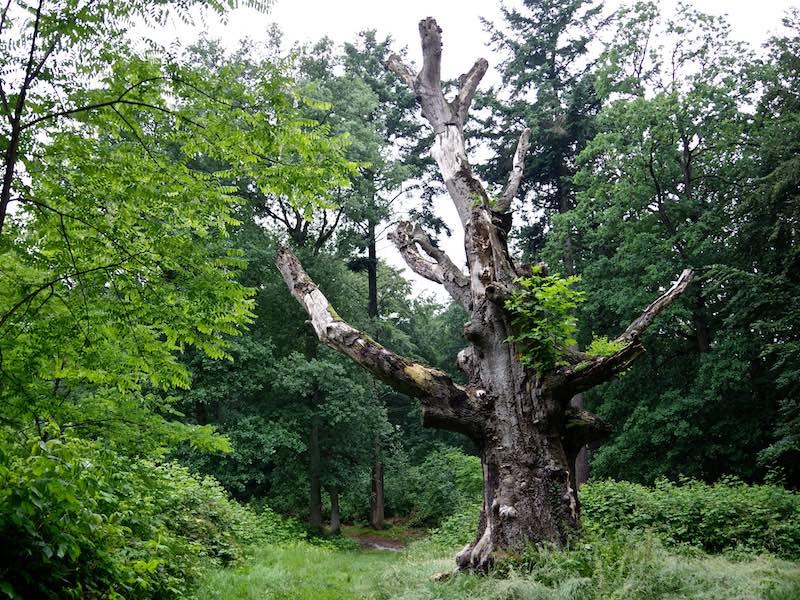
276 17 693 571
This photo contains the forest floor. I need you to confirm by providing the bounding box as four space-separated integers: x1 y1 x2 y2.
341 524 426 551
193 534 800 600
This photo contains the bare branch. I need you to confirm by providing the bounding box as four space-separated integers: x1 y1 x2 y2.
276 245 483 436
22 0 46 88
0 84 10 121
557 341 644 399
0 0 13 38
559 269 694 396
454 58 488 122
619 268 694 342
385 54 416 92
384 17 515 283
389 221 470 308
496 128 531 213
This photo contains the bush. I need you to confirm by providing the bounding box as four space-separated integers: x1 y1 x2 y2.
581 478 800 559
0 434 292 599
387 447 482 527
421 500 482 551
417 477 800 561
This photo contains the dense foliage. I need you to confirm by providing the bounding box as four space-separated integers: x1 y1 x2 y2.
425 474 800 560
504 268 583 374
483 0 800 486
582 478 800 559
195 476 800 599
0 0 353 595
0 434 286 598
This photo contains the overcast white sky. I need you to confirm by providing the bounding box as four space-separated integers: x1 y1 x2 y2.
151 0 798 301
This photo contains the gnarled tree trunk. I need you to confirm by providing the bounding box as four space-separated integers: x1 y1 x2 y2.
276 17 693 571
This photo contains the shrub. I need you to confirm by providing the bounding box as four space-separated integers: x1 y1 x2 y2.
417 477 800 561
421 500 482 551
0 434 289 599
505 269 583 375
392 448 482 527
581 478 800 559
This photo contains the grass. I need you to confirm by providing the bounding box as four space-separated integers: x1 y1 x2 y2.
194 530 800 600
195 544 398 599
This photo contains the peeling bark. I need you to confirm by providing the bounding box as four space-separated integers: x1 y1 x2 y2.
277 17 694 572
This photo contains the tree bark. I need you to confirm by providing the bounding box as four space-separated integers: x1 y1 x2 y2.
369 441 385 530
329 487 341 534
367 218 378 319
570 395 590 488
365 217 386 529
277 18 694 571
309 410 323 530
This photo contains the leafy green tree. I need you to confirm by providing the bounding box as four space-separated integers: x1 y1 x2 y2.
0 0 357 594
546 1 781 483
479 0 607 263
284 32 435 528
0 0 351 455
719 10 800 486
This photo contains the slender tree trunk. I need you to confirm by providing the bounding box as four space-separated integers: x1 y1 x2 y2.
366 217 386 529
369 439 385 530
0 119 21 236
309 409 323 530
693 293 711 353
329 487 341 534
367 218 379 319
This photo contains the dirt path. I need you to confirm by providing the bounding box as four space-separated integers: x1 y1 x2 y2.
342 524 425 552
352 534 406 551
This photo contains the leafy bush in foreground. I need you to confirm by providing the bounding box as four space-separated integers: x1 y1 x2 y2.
0 434 290 599
422 478 800 561
581 478 800 559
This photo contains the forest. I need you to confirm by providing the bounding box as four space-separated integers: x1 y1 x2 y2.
1 0 799 598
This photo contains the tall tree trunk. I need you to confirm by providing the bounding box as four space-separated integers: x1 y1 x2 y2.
328 487 341 534
454 321 581 568
309 409 323 530
366 217 386 529
369 438 385 530
367 218 379 319
277 17 693 571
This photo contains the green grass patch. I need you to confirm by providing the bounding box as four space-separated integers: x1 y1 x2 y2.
194 532 800 599
193 543 398 599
